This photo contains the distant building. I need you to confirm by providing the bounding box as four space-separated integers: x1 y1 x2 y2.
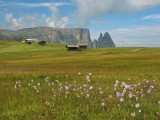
66 44 87 51
78 44 87 50
22 38 38 44
22 38 46 45
38 41 46 46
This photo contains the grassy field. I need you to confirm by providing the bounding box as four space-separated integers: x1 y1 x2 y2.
0 41 160 119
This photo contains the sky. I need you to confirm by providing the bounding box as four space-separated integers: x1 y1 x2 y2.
0 0 160 47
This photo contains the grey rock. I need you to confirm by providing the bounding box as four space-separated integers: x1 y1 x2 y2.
92 39 98 48
92 32 115 48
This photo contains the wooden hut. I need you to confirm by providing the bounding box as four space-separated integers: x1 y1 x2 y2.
66 45 79 51
22 38 37 44
38 41 46 46
78 44 87 50
66 44 88 51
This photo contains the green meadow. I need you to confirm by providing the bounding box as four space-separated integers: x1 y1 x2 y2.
0 41 160 119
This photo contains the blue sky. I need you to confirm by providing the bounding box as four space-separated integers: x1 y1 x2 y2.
0 0 160 47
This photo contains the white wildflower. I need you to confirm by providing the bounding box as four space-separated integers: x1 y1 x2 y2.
150 85 154 89
131 112 136 117
135 103 140 108
86 75 90 82
120 92 124 97
123 88 126 93
65 86 69 91
89 86 93 90
88 73 92 76
98 87 102 91
128 92 133 98
101 102 105 107
76 94 80 98
116 92 121 97
109 95 113 99
120 98 124 102
83 84 87 87
147 89 151 94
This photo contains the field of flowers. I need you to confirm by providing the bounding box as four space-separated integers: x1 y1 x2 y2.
0 41 160 119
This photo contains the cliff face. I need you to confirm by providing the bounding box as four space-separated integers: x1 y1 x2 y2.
0 27 92 47
91 32 115 48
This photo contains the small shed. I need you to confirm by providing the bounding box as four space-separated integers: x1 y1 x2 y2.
66 45 79 51
22 38 38 44
66 44 88 51
79 44 87 50
38 41 46 46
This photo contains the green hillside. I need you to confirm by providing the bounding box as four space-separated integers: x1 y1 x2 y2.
0 41 160 119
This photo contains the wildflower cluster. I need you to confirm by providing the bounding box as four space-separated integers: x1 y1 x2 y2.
111 79 159 117
14 74 160 118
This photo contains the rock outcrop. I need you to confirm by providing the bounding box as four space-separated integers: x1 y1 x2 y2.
91 32 115 48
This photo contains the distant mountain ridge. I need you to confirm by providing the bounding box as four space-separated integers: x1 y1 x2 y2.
0 27 115 48
92 32 115 48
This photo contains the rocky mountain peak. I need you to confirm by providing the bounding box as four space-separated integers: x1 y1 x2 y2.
92 32 115 48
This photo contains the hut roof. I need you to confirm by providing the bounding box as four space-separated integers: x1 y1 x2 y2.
66 45 79 48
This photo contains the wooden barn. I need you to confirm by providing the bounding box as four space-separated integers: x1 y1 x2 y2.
78 44 87 50
22 38 37 44
38 41 46 46
66 45 79 51
66 44 87 51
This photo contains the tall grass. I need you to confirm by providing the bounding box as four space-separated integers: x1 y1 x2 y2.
0 41 160 119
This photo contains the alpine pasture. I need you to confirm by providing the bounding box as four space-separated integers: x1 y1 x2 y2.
0 41 160 119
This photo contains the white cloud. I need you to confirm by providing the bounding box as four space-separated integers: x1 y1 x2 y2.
0 1 71 8
45 3 69 28
5 13 47 29
142 14 160 20
108 25 160 47
4 2 69 29
71 0 160 26
16 2 71 8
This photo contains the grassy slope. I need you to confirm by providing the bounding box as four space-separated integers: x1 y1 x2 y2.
0 41 160 119
0 41 160 77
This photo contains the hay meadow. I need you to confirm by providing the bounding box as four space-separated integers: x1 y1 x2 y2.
0 41 160 119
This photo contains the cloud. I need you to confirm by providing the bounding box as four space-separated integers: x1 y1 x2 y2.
5 13 47 29
45 3 69 28
71 0 160 26
141 14 160 20
4 2 69 29
0 1 71 8
108 25 160 47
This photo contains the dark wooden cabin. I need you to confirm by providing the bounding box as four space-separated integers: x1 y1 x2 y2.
79 44 87 50
38 41 46 46
66 44 88 51
66 45 79 51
